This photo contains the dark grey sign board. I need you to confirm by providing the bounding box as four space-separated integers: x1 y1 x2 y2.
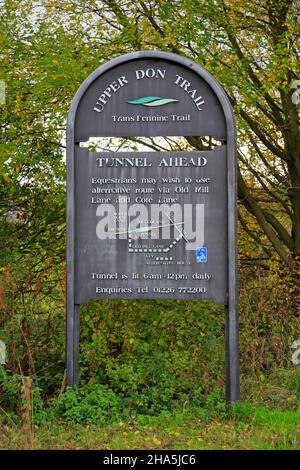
75 148 227 304
67 51 239 402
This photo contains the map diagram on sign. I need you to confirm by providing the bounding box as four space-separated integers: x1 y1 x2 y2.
112 213 191 262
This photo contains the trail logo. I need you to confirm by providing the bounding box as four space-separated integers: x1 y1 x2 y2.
127 96 178 107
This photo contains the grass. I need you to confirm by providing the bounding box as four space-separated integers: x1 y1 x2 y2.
1 367 299 450
1 405 299 450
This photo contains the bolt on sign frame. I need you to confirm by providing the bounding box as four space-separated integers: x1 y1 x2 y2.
66 51 239 402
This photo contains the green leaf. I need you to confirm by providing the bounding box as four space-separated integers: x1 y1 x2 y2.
127 96 161 104
143 98 178 106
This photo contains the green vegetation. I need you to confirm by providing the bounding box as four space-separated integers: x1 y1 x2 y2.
0 0 299 450
1 369 299 449
0 301 299 449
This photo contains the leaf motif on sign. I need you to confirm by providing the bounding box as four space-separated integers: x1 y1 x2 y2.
127 96 178 106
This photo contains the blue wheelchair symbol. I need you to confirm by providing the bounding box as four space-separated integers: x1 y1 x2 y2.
197 247 207 263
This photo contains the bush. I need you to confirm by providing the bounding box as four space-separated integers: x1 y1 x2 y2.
0 366 48 425
0 366 20 418
79 299 224 414
53 384 123 424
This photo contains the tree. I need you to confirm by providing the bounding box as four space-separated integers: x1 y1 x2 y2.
35 0 299 267
0 0 298 392
1 0 299 268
